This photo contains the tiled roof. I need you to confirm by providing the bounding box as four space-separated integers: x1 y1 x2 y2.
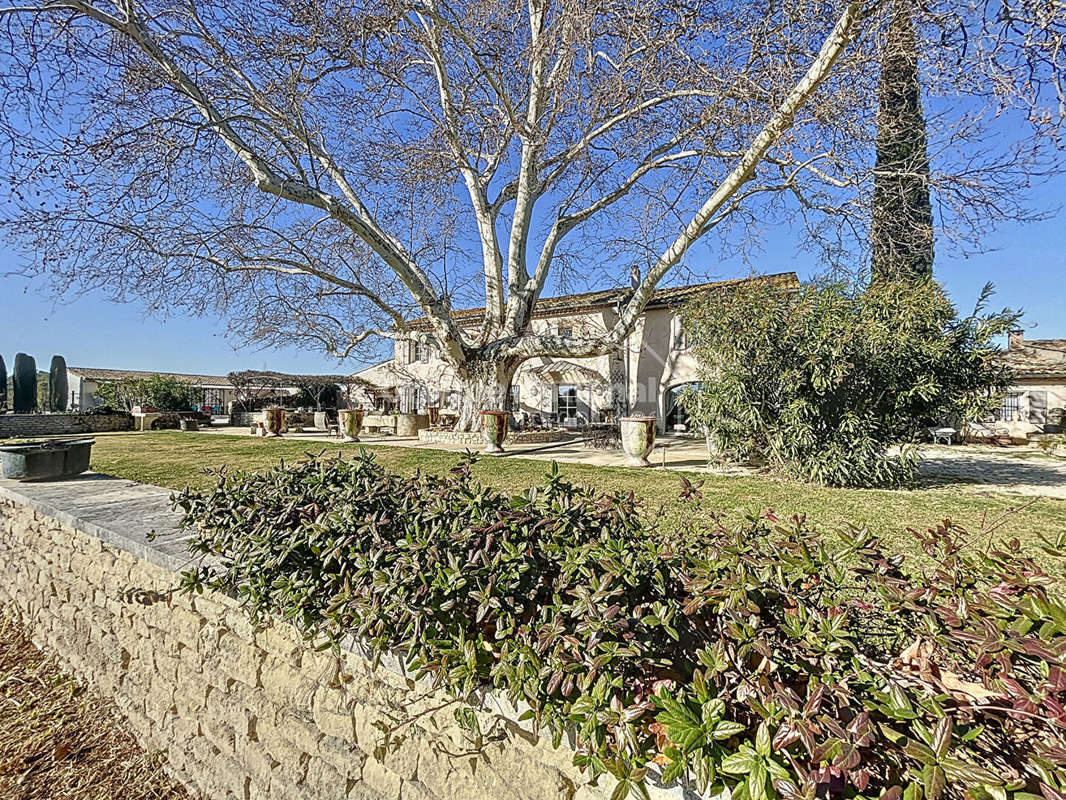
68 367 235 386
1002 338 1066 379
67 368 353 387
408 271 800 330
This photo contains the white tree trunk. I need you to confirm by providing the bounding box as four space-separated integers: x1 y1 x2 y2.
454 358 518 432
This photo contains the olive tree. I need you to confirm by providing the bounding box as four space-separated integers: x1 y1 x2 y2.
681 279 1018 487
0 0 1061 428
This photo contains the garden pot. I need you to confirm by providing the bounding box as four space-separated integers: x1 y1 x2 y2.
619 416 657 467
264 407 285 437
395 413 429 437
314 411 329 431
339 408 364 442
0 438 94 481
427 405 440 426
179 417 199 432
481 410 509 454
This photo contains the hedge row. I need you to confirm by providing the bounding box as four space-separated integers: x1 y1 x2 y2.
174 452 1066 800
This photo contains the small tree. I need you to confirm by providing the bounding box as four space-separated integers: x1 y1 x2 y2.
96 375 201 412
12 353 36 413
293 377 341 412
49 355 68 412
0 355 6 411
681 279 1017 487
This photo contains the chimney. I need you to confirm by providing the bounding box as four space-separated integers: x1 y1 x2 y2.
1008 329 1024 351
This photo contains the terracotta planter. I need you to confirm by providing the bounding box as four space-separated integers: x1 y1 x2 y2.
264 407 286 437
427 405 440 426
619 416 656 467
481 410 509 454
339 408 364 442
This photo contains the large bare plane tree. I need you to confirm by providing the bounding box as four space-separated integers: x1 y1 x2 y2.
0 0 1061 429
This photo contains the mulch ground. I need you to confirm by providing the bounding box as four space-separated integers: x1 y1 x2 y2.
0 612 192 800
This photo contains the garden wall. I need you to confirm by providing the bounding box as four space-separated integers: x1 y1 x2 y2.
417 429 570 446
0 412 132 438
0 476 663 800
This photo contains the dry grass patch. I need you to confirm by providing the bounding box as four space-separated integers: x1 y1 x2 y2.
0 613 190 800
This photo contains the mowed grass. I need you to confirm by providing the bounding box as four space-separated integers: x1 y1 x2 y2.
86 431 1066 560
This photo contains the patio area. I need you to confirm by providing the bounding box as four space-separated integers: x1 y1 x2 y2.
197 423 719 471
190 425 1066 497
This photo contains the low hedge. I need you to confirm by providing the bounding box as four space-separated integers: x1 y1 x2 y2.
175 452 1066 800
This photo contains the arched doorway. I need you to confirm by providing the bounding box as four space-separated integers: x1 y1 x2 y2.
664 383 700 432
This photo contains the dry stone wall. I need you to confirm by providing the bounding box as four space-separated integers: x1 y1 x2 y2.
0 477 661 800
0 412 132 438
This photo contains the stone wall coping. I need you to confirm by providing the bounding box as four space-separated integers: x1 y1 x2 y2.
0 472 692 799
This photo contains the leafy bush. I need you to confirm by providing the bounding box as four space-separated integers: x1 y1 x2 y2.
96 375 201 412
681 280 1017 487
82 404 127 416
176 452 1066 800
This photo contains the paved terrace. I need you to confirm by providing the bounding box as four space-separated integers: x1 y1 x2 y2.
196 427 1066 500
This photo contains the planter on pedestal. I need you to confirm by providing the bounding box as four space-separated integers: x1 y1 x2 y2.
264 407 286 437
619 416 657 467
481 410 509 454
339 408 364 442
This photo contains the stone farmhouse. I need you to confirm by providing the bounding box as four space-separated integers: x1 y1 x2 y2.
355 272 800 432
66 368 304 413
993 331 1066 437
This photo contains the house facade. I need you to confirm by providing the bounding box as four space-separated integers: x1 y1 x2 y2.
356 272 800 431
66 368 311 413
992 331 1066 438
67 367 241 412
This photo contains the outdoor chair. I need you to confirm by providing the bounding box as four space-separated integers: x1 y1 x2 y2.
583 424 621 450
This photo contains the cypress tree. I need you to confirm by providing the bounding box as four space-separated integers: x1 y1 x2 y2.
49 355 68 412
871 1 934 282
12 353 36 413
0 355 6 411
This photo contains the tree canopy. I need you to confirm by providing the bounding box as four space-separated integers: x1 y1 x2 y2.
0 0 1061 425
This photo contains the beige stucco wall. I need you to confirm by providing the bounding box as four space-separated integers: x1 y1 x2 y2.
0 485 673 800
378 306 702 429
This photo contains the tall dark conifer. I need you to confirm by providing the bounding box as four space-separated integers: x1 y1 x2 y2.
871 2 934 281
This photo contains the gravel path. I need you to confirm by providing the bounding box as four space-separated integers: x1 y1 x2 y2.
919 446 1066 499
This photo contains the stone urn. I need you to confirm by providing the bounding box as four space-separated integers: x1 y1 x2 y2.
619 416 657 467
481 410 509 454
427 405 440 427
264 407 286 437
339 407 364 442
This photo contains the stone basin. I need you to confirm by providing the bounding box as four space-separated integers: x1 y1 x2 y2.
0 438 95 481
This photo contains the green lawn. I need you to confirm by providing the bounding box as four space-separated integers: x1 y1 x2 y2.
85 431 1066 559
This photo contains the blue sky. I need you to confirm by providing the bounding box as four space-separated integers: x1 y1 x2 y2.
1 174 1063 378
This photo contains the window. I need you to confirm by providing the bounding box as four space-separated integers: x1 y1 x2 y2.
558 326 573 339
672 316 689 350
411 340 429 363
507 385 521 412
203 388 225 413
557 384 578 419
1000 392 1022 421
